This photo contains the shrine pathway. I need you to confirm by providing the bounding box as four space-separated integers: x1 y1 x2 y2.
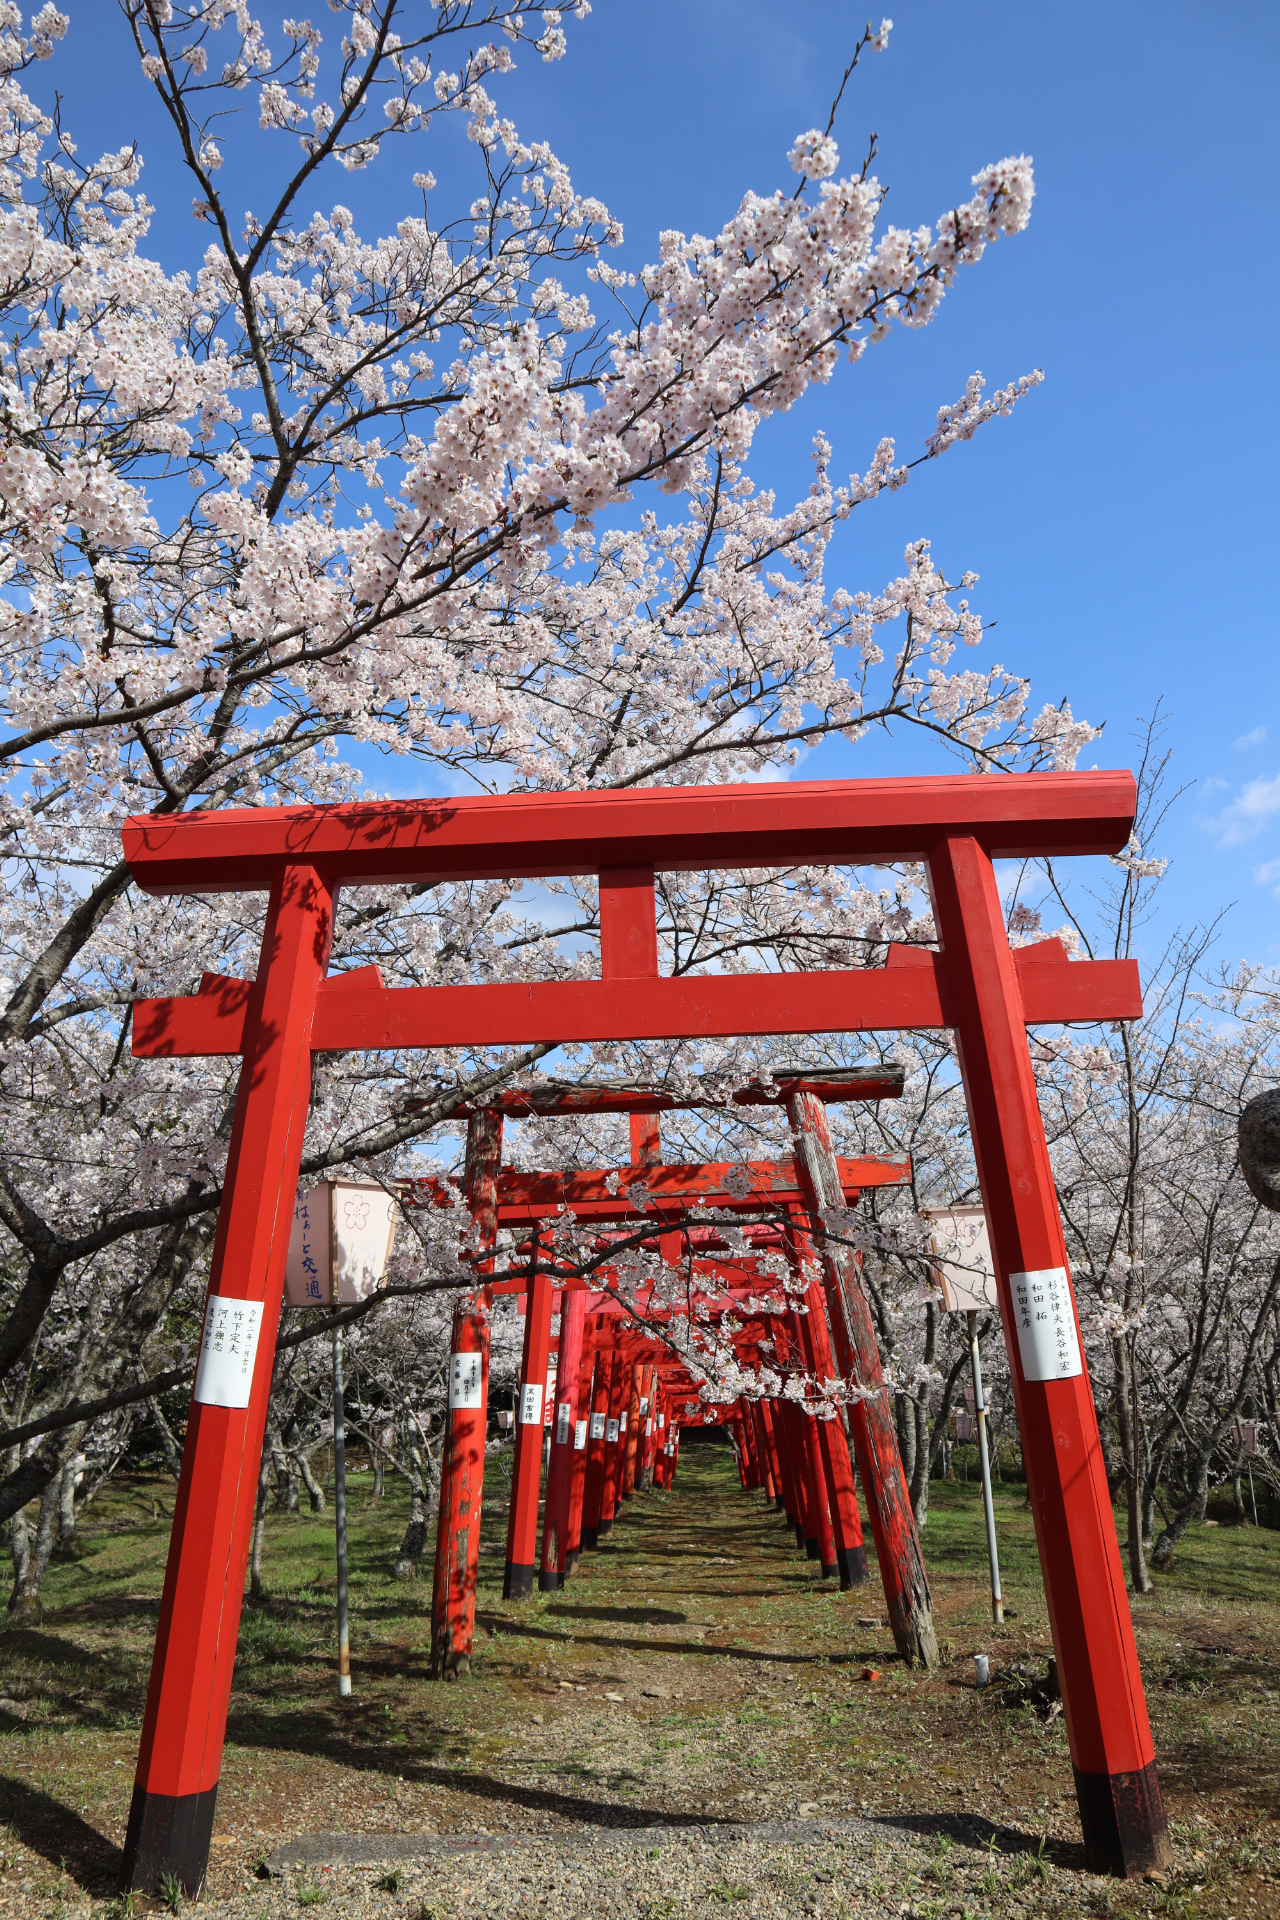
2 1438 1277 1916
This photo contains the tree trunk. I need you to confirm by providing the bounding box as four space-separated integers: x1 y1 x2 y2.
909 1387 930 1529
395 1440 434 1578
57 1455 81 1556
148 1397 184 1479
372 1446 386 1501
8 1471 61 1620
1112 1335 1153 1594
1151 1453 1210 1567
249 1445 272 1601
269 1420 297 1512
295 1446 326 1514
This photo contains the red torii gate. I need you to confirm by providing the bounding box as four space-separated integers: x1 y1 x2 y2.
411 1111 907 1662
117 772 1168 1892
405 1107 907 1587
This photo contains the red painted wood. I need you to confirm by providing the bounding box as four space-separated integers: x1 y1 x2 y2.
539 1289 585 1587
122 772 1139 897
129 865 335 1819
504 1260 554 1598
766 1398 800 1534
133 951 1141 1056
564 1335 596 1568
402 1154 908 1224
785 1205 866 1583
753 1402 780 1504
430 1110 501 1676
582 1349 613 1545
928 834 1168 1874
622 1362 643 1499
599 1349 628 1531
788 1091 939 1668
600 867 659 977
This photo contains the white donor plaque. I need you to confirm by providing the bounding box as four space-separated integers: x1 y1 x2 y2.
619 1412 628 1433
574 1419 589 1451
589 1412 607 1440
606 1418 620 1444
520 1382 545 1427
194 1298 264 1408
556 1400 573 1445
1011 1268 1083 1382
449 1352 484 1409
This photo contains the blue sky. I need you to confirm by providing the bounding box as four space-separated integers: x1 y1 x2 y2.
44 2 1280 968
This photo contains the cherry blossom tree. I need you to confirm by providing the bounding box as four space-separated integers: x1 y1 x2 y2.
1 2 1096 1602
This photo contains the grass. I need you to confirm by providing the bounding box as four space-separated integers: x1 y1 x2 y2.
0 1446 1278 1915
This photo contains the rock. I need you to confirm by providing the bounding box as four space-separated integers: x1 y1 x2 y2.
1239 1089 1280 1212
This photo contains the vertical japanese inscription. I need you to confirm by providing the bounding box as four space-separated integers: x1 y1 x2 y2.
1010 1268 1083 1381
519 1382 545 1426
193 1298 265 1408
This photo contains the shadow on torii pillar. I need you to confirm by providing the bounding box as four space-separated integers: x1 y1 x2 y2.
118 772 1169 1894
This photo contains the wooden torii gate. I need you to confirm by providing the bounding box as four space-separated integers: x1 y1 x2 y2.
118 772 1168 1892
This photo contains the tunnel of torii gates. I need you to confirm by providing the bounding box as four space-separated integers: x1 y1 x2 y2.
116 771 1170 1895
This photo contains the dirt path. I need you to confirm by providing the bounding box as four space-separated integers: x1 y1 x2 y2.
2 1438 1279 1915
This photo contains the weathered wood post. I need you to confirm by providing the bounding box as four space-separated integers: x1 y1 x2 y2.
788 1090 939 1670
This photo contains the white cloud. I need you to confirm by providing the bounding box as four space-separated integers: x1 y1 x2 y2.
1257 858 1280 898
1235 724 1268 750
1216 771 1280 846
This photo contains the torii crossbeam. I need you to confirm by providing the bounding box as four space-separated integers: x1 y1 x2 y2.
118 772 1168 1893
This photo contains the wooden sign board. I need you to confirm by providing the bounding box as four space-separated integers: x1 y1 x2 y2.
285 1180 399 1307
921 1205 999 1314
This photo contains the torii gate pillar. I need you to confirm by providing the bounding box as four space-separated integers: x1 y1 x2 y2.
929 836 1169 1877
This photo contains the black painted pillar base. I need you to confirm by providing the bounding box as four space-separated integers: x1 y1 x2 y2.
774 1495 785 1512
819 1559 838 1580
804 1534 821 1561
836 1544 869 1589
1073 1760 1171 1878
122 1780 218 1897
793 1522 806 1550
581 1526 599 1550
538 1566 563 1592
598 1517 614 1537
504 1561 534 1601
565 1547 580 1576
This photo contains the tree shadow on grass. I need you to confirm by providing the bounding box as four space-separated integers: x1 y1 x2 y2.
472 1609 889 1668
0 1775 123 1896
221 1701 732 1834
874 1808 1089 1874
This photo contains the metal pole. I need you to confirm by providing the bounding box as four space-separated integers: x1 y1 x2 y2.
332 1324 351 1698
968 1310 1004 1625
